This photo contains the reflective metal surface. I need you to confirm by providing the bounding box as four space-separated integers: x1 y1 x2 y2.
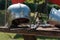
49 8 60 21
6 3 31 27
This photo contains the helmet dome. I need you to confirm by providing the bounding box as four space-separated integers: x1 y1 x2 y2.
8 3 30 19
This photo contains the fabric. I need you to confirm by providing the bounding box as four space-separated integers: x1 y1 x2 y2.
11 0 25 4
49 0 60 5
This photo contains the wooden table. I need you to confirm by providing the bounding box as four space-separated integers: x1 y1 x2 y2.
0 27 60 40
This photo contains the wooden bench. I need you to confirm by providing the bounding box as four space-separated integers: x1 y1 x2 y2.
0 26 60 40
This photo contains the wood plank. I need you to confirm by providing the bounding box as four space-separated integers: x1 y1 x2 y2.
0 27 60 38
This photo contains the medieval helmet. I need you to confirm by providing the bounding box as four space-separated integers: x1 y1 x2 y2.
6 3 31 27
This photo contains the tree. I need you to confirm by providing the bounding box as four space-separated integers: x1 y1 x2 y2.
0 0 11 10
0 0 5 10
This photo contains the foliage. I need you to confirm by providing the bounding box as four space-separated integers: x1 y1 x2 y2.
0 0 11 10
0 10 5 26
24 3 35 12
0 0 5 10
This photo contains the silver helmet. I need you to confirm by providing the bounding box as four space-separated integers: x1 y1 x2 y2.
6 3 31 27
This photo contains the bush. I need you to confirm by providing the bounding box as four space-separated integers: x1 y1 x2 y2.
24 3 35 12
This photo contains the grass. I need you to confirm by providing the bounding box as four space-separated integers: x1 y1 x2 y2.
0 32 24 40
0 32 60 40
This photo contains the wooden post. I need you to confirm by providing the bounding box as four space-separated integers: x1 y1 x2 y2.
5 0 7 25
23 35 36 40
